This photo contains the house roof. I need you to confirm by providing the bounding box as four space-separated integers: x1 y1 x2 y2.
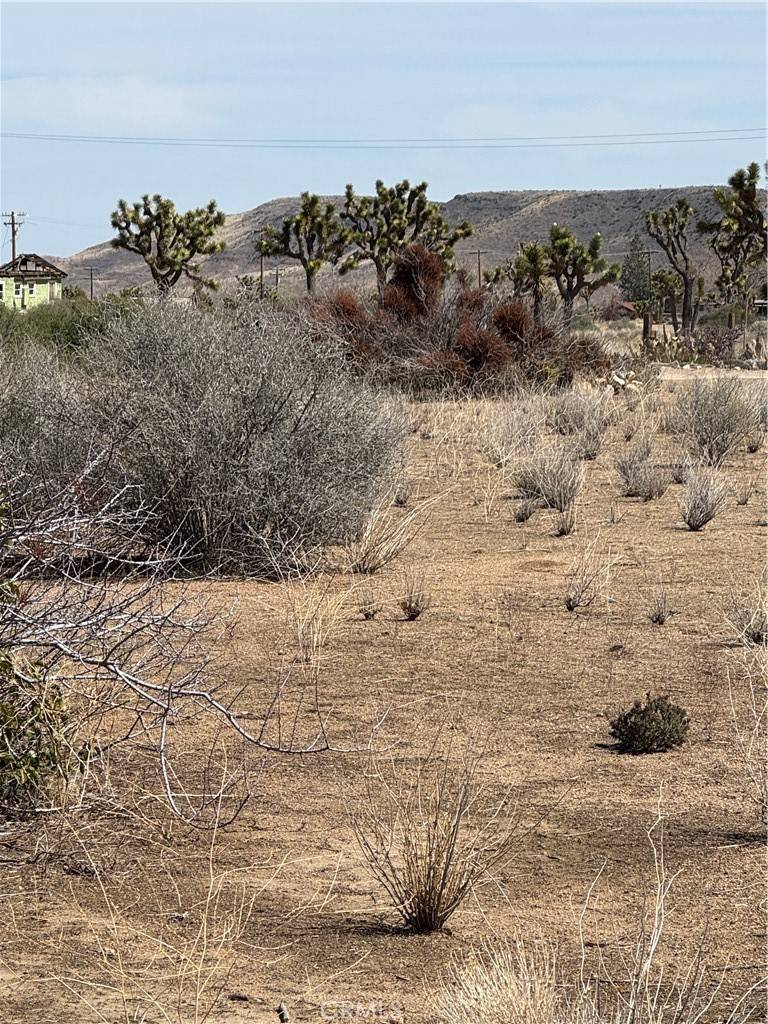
0 253 67 279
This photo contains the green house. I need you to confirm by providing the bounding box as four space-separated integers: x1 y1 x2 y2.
0 253 67 311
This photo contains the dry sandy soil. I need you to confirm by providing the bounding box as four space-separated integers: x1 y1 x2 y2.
0 375 766 1023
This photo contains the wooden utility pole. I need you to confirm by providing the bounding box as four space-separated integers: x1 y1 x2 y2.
84 266 96 300
259 250 265 299
2 210 26 261
467 249 488 289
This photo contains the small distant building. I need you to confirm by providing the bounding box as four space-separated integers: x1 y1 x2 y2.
0 253 67 311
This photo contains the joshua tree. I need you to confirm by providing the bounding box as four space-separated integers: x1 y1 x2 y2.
257 192 348 294
111 194 225 294
621 233 651 304
545 225 619 331
512 242 550 323
339 179 472 299
645 199 699 335
698 162 767 312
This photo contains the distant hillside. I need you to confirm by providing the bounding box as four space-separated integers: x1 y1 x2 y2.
52 187 722 297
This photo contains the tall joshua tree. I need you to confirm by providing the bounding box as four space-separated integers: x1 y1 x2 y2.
339 179 472 299
545 225 619 331
645 198 699 335
111 194 225 294
257 192 348 294
698 161 767 307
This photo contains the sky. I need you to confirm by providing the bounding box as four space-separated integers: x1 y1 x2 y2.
1 1 765 261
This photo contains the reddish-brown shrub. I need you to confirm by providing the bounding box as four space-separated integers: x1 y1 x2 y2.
453 320 511 376
382 244 444 318
492 300 536 354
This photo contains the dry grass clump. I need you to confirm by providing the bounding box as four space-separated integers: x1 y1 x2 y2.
345 494 437 574
352 739 524 933
671 378 761 467
647 590 678 625
564 537 618 613
288 576 348 663
516 443 584 512
358 587 383 620
399 570 432 620
727 578 768 646
679 465 729 531
433 943 562 1024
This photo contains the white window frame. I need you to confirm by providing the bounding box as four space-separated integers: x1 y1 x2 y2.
0 281 4 300
27 281 35 296
13 281 21 298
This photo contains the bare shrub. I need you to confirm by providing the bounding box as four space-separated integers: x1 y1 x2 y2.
637 464 672 502
735 475 758 506
358 588 383 621
647 590 678 625
399 570 432 621
3 301 404 575
679 465 729 531
516 444 584 512
615 438 652 497
672 379 760 467
564 537 619 612
727 651 768 827
352 740 524 933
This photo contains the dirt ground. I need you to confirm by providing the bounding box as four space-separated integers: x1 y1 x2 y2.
1 374 766 1023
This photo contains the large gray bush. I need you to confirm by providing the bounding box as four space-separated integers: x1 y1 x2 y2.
672 379 762 466
1 302 404 573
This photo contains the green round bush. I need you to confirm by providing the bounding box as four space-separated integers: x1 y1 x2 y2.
609 693 689 754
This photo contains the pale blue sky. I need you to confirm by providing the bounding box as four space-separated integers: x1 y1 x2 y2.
1 1 765 259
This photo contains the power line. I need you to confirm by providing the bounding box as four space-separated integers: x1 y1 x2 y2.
1 128 764 151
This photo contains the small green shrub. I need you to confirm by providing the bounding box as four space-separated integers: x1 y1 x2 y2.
0 652 89 809
610 693 689 754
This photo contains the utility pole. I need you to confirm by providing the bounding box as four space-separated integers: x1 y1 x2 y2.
259 250 265 299
84 266 96 300
467 249 488 289
275 263 280 291
2 210 26 261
